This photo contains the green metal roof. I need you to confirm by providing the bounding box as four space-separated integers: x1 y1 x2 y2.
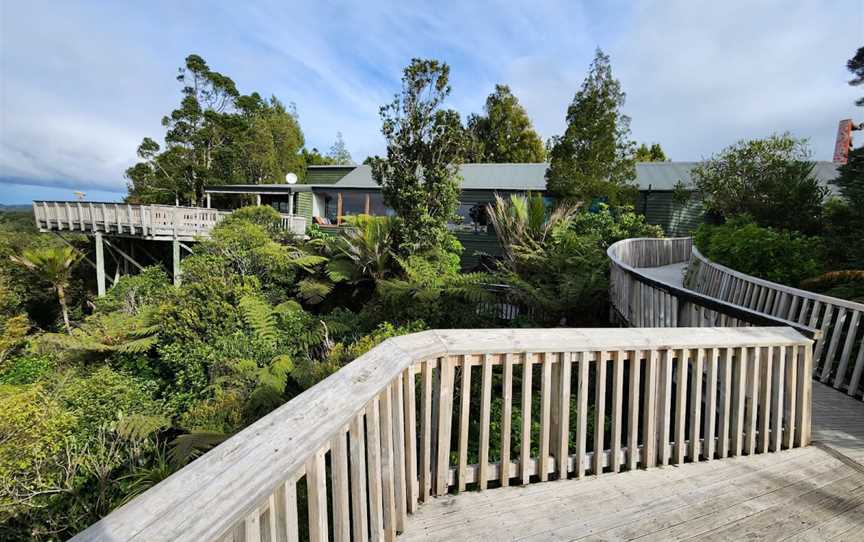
318 162 841 192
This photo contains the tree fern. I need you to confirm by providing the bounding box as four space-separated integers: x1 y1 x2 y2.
238 295 278 345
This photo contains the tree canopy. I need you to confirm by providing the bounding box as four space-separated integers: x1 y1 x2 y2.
691 133 827 235
126 55 306 205
327 132 354 165
634 143 668 162
847 46 864 106
465 85 545 163
369 58 464 254
545 49 636 205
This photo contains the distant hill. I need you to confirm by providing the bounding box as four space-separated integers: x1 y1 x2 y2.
0 204 32 212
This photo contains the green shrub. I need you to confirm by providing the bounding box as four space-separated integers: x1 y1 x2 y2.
0 352 55 385
58 366 162 438
94 266 171 315
694 217 825 286
0 384 77 523
800 271 864 303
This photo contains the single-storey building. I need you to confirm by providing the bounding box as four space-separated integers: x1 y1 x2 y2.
205 161 841 268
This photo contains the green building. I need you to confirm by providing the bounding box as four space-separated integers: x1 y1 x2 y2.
206 161 840 269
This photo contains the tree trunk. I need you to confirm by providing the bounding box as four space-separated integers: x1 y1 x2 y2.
57 285 72 335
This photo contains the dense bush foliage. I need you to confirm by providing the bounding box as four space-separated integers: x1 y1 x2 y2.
691 134 828 235
694 217 825 287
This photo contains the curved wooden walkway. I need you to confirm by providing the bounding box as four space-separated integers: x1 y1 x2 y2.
400 381 864 541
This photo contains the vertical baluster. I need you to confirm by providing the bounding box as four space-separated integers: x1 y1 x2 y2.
704 348 718 461
594 351 607 475
611 350 624 473
689 349 704 461
834 311 861 389
538 353 553 481
245 509 261 542
402 368 418 514
771 346 786 452
457 356 471 491
658 349 673 466
434 357 454 496
331 432 350 542
366 399 384 540
797 345 813 447
627 350 641 470
390 378 407 531
349 414 369 542
643 349 658 468
575 351 589 478
555 352 571 480
745 347 760 455
758 346 773 454
520 354 533 485
674 349 688 464
419 362 433 502
821 307 847 383
500 353 514 486
379 387 396 541
783 346 799 449
478 354 493 489
306 450 328 542
718 348 733 459
732 347 747 456
276 473 301 542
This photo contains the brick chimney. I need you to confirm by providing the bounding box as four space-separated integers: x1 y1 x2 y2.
833 119 863 164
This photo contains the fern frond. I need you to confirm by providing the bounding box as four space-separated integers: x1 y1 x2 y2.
115 413 169 441
297 279 333 305
239 295 278 344
169 431 229 468
114 335 159 354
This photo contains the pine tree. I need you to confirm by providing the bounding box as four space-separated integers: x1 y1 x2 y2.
545 49 636 205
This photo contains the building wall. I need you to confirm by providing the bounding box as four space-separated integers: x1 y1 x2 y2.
304 167 355 184
636 191 705 237
296 192 314 219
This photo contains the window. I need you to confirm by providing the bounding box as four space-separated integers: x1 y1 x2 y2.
341 192 367 216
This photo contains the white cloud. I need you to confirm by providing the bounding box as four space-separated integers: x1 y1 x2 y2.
0 0 860 201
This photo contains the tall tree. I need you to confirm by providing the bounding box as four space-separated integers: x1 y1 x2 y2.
327 132 354 165
465 85 545 163
126 55 305 204
847 46 864 106
634 143 668 162
545 49 636 204
827 46 864 267
370 58 464 254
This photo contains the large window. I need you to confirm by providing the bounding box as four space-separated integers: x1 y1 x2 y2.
341 192 367 216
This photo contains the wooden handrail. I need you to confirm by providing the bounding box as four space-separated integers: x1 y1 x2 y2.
687 245 864 399
607 238 819 339
32 201 307 240
71 327 812 542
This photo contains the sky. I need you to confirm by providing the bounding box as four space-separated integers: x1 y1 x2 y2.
0 0 861 204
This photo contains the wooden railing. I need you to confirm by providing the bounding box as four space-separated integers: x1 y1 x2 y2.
608 238 819 336
686 246 864 400
33 201 307 240
71 327 812 542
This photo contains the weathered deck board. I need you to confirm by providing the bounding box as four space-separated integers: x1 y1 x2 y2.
398 381 864 541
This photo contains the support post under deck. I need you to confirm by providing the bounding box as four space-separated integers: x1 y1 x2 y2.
172 238 181 286
95 231 106 297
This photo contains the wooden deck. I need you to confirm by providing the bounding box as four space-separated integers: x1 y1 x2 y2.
399 381 864 541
